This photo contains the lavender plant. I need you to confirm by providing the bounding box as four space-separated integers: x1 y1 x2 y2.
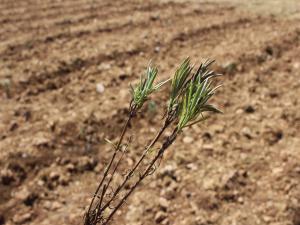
84 58 222 225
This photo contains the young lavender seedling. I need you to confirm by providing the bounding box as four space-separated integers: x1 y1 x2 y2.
84 58 222 225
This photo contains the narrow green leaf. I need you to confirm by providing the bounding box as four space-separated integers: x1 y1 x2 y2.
104 138 117 149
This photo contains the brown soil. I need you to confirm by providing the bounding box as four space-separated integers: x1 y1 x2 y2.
0 0 299 225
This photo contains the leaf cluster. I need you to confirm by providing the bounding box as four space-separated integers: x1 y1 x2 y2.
130 65 168 109
130 58 222 129
168 58 193 111
177 60 222 129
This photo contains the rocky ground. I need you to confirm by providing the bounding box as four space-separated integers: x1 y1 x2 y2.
0 0 299 225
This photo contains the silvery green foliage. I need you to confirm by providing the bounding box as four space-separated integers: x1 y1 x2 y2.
130 58 221 129
176 59 222 130
168 58 193 111
131 65 169 109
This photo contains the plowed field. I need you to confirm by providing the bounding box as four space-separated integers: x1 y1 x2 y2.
0 0 299 225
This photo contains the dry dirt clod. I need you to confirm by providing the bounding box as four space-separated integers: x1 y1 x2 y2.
241 126 253 139
58 173 71 186
76 156 97 172
65 163 76 173
0 168 15 185
155 211 167 224
264 129 283 145
158 197 170 212
150 14 160 21
160 181 178 200
202 144 214 151
186 163 198 171
118 74 129 80
222 61 238 74
14 187 38 206
51 201 63 210
183 136 194 144
13 212 32 224
9 121 19 131
98 62 111 71
44 200 63 211
159 164 177 180
244 105 255 113
49 171 60 181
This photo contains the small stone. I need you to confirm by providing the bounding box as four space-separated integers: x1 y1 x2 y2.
13 213 32 224
162 219 169 225
161 183 178 200
96 83 105 94
163 130 172 138
43 200 52 209
43 200 62 210
272 167 283 175
126 158 134 167
77 156 97 172
241 127 252 139
186 163 197 171
51 201 63 210
263 216 272 222
49 171 60 181
155 211 167 224
202 178 215 190
65 163 76 173
294 167 300 173
33 134 50 147
237 196 244 203
98 63 111 71
59 174 71 186
14 187 30 201
160 164 177 180
183 136 194 144
37 179 44 186
150 127 156 133
158 197 170 211
189 201 199 214
235 108 244 114
293 62 300 69
202 144 214 151
264 130 283 145
94 164 102 173
155 46 160 53
210 124 224 133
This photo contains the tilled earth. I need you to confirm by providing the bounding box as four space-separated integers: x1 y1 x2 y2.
0 0 300 225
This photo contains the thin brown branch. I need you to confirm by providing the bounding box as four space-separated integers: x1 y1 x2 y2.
103 128 178 225
86 104 136 219
99 119 171 213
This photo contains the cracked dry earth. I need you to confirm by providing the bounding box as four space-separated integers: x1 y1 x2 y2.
0 0 300 225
